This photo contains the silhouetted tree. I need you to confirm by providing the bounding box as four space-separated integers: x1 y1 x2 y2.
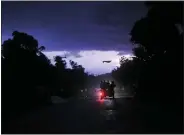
130 1 183 103
113 1 183 102
2 31 55 121
1 31 92 120
112 2 183 133
112 56 141 93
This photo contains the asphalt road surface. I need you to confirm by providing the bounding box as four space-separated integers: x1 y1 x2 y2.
2 95 182 134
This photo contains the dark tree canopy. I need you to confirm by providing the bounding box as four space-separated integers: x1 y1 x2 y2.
1 31 94 121
111 2 183 132
112 1 183 108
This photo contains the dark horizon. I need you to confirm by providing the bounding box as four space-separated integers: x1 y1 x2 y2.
2 1 183 134
2 1 147 74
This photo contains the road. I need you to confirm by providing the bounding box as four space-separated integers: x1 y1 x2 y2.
2 95 182 134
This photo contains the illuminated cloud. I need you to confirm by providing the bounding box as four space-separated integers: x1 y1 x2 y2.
43 50 133 74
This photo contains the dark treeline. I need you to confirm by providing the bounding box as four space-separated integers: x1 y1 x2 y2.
112 2 183 133
1 30 115 120
1 1 183 133
1 31 96 120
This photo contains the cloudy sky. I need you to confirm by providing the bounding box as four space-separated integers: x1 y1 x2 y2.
2 1 147 74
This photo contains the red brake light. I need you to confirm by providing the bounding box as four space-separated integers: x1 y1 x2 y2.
99 91 104 96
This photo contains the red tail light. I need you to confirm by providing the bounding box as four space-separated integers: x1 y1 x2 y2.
99 91 104 96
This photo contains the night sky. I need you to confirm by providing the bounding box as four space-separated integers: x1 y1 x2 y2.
2 1 147 74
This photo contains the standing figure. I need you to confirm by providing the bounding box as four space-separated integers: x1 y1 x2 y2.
109 81 116 99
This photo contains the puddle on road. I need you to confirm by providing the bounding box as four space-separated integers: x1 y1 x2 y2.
103 110 117 121
98 99 120 121
100 99 118 109
99 108 123 133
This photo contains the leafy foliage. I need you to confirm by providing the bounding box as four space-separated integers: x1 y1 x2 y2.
1 31 92 118
112 1 183 104
111 2 183 132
